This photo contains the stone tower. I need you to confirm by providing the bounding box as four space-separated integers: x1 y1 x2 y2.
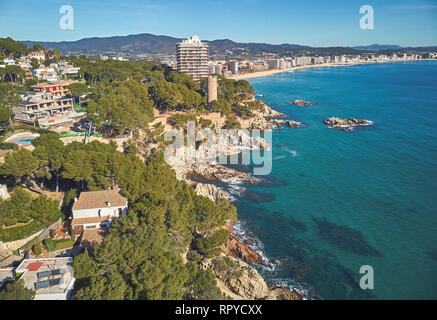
207 75 218 103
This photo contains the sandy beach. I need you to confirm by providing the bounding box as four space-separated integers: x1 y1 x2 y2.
229 59 435 80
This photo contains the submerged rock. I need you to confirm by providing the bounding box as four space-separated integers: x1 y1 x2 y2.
288 100 319 107
313 218 382 257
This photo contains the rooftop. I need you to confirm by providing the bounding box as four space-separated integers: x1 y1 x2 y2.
71 216 111 225
15 257 75 296
31 80 75 89
72 190 127 211
178 35 208 48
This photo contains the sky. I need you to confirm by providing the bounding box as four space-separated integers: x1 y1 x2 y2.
0 0 437 47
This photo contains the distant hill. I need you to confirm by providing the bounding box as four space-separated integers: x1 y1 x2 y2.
352 44 402 51
22 33 436 56
22 33 343 56
23 33 182 55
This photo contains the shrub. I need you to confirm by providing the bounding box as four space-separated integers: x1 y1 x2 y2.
204 247 222 259
32 244 42 256
212 256 243 279
0 143 18 150
223 116 241 129
167 114 197 129
186 250 202 263
0 220 46 242
194 229 229 255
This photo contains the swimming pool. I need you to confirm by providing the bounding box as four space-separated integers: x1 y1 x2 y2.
5 132 40 145
14 138 35 145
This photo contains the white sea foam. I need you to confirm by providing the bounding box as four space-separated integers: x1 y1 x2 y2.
231 221 316 299
283 148 297 157
273 155 286 160
228 185 245 197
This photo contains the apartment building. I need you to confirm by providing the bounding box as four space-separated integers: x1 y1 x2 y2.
31 81 74 97
12 92 81 128
176 35 209 82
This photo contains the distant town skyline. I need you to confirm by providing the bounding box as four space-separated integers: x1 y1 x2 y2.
1 0 437 47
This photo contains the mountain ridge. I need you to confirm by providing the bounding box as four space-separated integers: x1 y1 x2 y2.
21 33 437 56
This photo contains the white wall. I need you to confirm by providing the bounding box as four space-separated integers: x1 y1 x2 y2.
72 205 127 219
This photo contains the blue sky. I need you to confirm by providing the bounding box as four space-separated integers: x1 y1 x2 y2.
1 0 436 47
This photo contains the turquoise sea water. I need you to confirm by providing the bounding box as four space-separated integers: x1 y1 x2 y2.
230 61 437 299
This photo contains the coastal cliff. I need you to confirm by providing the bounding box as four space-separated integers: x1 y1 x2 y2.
156 102 303 300
208 254 303 300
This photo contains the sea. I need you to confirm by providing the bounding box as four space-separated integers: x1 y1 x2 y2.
224 61 437 300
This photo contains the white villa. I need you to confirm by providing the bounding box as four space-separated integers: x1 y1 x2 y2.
70 189 128 234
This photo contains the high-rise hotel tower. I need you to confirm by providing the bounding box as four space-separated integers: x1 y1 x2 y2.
176 35 209 82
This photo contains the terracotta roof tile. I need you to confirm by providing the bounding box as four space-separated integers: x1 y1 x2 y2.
71 216 111 225
72 190 127 211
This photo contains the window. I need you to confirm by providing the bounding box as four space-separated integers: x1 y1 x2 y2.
85 225 97 229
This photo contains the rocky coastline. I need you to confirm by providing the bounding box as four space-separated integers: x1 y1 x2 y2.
164 102 305 300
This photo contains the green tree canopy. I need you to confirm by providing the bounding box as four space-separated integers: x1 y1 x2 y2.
0 279 35 300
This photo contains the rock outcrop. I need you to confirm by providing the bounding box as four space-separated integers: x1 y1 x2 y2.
181 162 248 183
221 234 263 265
286 120 304 128
324 117 372 130
166 130 269 168
249 116 272 130
288 100 319 107
195 183 228 202
210 254 303 300
265 284 304 300
257 103 285 118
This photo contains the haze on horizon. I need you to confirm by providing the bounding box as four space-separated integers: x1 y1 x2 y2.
1 0 437 47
